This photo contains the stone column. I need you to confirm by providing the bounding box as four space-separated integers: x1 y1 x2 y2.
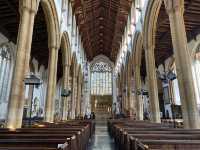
121 74 125 113
135 65 143 120
79 77 83 116
62 64 70 120
75 76 79 117
81 81 84 116
128 84 134 117
6 0 39 129
119 75 123 113
127 69 134 117
75 76 78 117
80 82 84 117
76 76 81 117
112 74 117 105
44 47 59 122
145 46 161 123
125 70 129 112
164 0 200 128
71 73 77 119
68 76 72 119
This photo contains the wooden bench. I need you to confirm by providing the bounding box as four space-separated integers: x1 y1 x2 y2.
108 119 200 150
130 138 200 150
0 120 94 150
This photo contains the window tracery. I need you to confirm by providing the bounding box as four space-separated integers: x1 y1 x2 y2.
91 61 112 95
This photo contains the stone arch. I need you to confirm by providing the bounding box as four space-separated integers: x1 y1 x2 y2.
76 64 82 116
133 32 143 69
61 32 72 66
142 0 163 123
126 52 135 115
59 32 72 120
143 0 162 50
127 51 133 80
121 63 127 113
71 52 78 74
68 52 78 118
40 0 60 49
132 32 145 120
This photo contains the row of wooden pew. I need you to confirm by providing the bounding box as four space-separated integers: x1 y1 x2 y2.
108 119 200 150
0 120 95 150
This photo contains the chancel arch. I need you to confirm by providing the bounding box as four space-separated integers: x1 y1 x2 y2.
90 55 114 117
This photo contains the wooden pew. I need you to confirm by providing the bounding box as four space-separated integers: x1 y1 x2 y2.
108 119 200 150
0 120 94 150
129 137 200 150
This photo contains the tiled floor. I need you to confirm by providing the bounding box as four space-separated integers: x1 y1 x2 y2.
88 121 116 150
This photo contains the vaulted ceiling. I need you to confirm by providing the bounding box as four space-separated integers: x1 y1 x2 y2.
71 0 132 61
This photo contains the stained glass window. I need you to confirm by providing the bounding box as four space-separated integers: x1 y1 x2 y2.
91 62 112 95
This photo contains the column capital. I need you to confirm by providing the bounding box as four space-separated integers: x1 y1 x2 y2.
19 0 40 15
164 0 184 14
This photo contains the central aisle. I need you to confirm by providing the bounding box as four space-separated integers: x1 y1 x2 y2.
88 121 116 150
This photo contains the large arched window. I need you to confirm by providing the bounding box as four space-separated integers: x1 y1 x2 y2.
91 61 112 95
0 44 11 102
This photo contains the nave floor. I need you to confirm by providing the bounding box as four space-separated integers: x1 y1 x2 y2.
88 121 116 150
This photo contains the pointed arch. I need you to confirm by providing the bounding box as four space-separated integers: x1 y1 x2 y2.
143 0 162 50
133 32 143 68
40 0 60 48
61 32 72 66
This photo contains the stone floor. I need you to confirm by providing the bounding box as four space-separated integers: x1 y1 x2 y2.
88 121 116 150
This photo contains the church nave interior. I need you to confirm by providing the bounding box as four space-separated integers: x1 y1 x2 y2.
0 0 200 150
